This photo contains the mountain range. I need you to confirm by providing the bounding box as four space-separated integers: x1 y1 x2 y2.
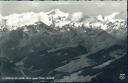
0 9 126 30
0 9 127 83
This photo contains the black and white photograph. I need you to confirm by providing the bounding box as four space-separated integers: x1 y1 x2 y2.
0 1 127 83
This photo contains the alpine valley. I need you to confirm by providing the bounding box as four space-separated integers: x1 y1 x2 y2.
0 9 127 83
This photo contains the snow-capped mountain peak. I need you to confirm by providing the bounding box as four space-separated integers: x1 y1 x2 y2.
46 9 69 20
97 15 104 22
0 10 126 32
46 9 64 15
104 12 119 22
46 9 70 28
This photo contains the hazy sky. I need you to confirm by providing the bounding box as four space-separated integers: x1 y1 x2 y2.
0 1 127 16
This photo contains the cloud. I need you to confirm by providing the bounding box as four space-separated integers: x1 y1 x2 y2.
3 12 52 28
71 12 83 22
0 14 3 24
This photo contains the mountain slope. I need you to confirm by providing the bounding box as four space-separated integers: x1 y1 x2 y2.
0 9 127 83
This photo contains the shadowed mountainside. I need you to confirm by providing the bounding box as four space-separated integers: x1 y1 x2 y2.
0 20 127 83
